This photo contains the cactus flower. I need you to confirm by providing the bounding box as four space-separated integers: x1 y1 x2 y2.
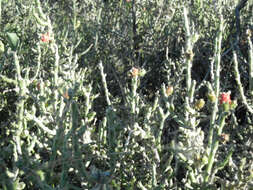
130 67 139 77
41 32 51 43
166 86 174 96
219 92 231 105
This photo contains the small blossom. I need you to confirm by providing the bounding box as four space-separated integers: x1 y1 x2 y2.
166 86 174 96
194 99 205 110
220 133 230 144
219 92 231 105
207 92 216 103
63 91 69 99
130 67 139 77
41 32 51 43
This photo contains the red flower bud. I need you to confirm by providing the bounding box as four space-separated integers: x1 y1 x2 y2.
41 32 51 43
166 86 173 96
130 67 139 77
219 92 231 105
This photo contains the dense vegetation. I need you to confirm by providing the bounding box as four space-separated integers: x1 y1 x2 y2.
0 0 252 189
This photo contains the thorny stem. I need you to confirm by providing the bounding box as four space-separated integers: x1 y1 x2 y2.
13 52 25 178
207 15 224 151
205 112 228 183
233 51 253 113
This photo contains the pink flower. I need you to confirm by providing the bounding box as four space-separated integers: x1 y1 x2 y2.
41 32 51 43
166 86 173 96
130 67 139 77
219 92 231 105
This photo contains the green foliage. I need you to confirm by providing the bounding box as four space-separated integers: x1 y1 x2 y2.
0 0 253 189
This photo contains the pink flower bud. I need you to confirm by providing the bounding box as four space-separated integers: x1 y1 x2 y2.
166 86 173 96
41 32 51 43
219 92 231 105
130 67 139 77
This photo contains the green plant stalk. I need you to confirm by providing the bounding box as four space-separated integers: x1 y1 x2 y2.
31 43 42 82
106 108 119 174
130 76 138 114
189 80 196 103
53 44 60 112
98 117 107 150
207 16 224 151
49 100 71 175
99 62 111 106
211 146 233 181
35 0 47 21
71 101 91 181
157 107 170 151
83 84 92 123
188 167 197 184
33 0 48 27
60 133 70 189
13 52 26 179
0 75 17 85
247 29 253 95
102 117 107 145
205 112 228 183
34 1 60 113
152 162 157 187
137 181 148 190
0 0 1 24
72 0 77 30
183 6 192 97
233 51 253 113
25 112 56 135
183 7 196 125
13 52 26 150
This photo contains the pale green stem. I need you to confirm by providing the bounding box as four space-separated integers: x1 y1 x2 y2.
0 0 2 24
205 112 227 183
131 76 138 114
152 162 157 187
183 7 195 125
183 7 192 95
31 43 42 82
247 29 253 95
207 15 224 150
0 74 17 85
12 52 25 179
233 51 253 113
157 107 170 151
99 61 111 106
25 112 56 135
53 44 60 112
